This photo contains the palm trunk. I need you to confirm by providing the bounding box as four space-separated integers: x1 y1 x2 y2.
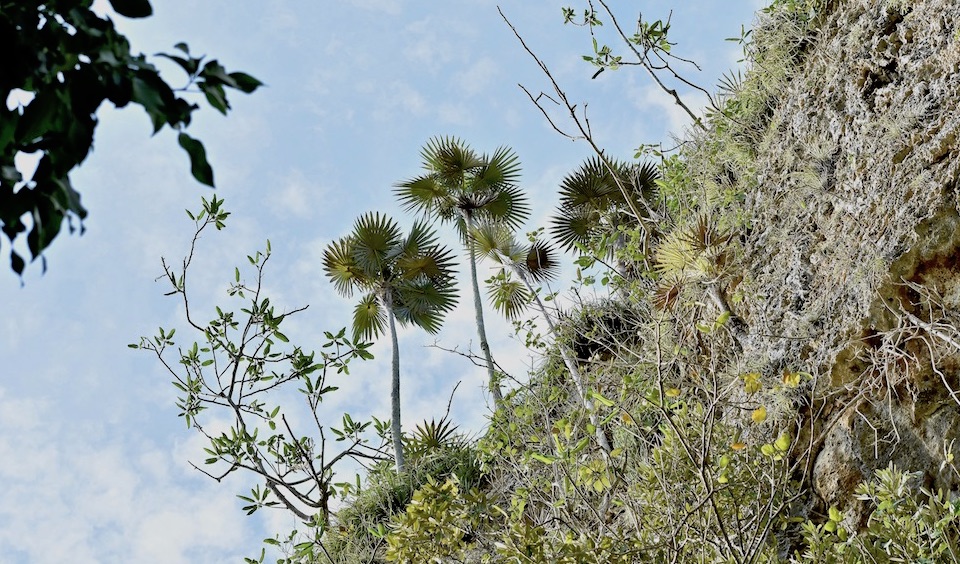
464 213 502 406
384 292 406 473
517 270 611 455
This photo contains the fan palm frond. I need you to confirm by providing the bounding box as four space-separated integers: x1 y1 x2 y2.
630 160 661 203
352 292 387 341
524 240 560 283
398 219 439 257
478 184 530 230
551 156 661 255
397 245 457 287
352 212 402 274
486 271 531 320
395 279 458 334
393 175 451 216
653 272 686 311
655 214 731 281
422 136 483 186
323 236 364 297
557 163 618 209
470 222 512 264
399 137 529 240
550 205 597 252
474 145 521 190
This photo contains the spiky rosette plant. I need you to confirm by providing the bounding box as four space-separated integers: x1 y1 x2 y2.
323 212 458 472
394 137 530 406
652 213 745 342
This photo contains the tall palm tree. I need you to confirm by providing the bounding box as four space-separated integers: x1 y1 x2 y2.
323 212 458 472
394 137 529 406
472 223 612 455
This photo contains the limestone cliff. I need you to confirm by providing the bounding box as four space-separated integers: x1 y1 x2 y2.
734 0 960 530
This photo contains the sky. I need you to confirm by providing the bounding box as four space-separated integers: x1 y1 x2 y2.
1 1 762 562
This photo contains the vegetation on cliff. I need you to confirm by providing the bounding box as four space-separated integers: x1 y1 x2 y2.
135 0 960 561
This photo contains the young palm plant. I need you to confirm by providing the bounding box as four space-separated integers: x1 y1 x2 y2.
550 156 660 264
472 223 612 455
653 214 746 343
323 212 458 472
394 137 530 407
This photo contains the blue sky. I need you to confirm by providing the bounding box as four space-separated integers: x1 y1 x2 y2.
1 1 761 561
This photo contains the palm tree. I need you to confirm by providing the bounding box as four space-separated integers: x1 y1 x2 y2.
550 156 660 269
394 137 529 406
472 223 612 455
323 212 458 472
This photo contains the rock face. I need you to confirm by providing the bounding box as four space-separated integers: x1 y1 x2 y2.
737 0 960 522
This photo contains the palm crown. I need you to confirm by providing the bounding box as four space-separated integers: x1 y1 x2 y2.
323 212 458 341
394 136 530 238
550 156 660 254
394 137 530 406
471 222 560 321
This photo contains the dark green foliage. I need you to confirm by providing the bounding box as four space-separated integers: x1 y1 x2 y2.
0 1 261 274
323 213 459 342
550 156 659 255
394 136 529 239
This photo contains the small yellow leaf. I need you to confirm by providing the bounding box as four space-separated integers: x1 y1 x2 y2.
716 311 731 326
760 444 775 456
742 372 762 394
829 506 842 522
731 442 747 451
719 455 731 468
751 406 767 423
782 371 801 387
775 433 791 452
717 471 729 484
665 387 681 397
621 412 635 425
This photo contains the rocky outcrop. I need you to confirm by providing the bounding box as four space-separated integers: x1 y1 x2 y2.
736 0 960 524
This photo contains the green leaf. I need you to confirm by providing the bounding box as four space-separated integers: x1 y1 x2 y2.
229 72 264 93
531 453 558 464
588 389 616 407
108 0 153 18
178 132 214 187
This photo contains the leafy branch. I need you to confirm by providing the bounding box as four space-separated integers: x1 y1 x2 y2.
132 197 386 559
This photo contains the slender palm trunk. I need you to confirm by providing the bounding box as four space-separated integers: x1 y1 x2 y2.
516 270 611 455
384 292 406 472
464 213 502 406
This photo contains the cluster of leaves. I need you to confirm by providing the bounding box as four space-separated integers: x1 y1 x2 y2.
384 476 496 563
1 0 261 274
324 424 485 563
797 464 960 563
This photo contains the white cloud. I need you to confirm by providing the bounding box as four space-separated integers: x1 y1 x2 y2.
454 57 500 97
437 102 475 126
0 387 261 564
359 80 427 121
269 169 328 219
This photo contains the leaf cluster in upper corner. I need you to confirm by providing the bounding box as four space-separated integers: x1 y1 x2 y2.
0 0 262 276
